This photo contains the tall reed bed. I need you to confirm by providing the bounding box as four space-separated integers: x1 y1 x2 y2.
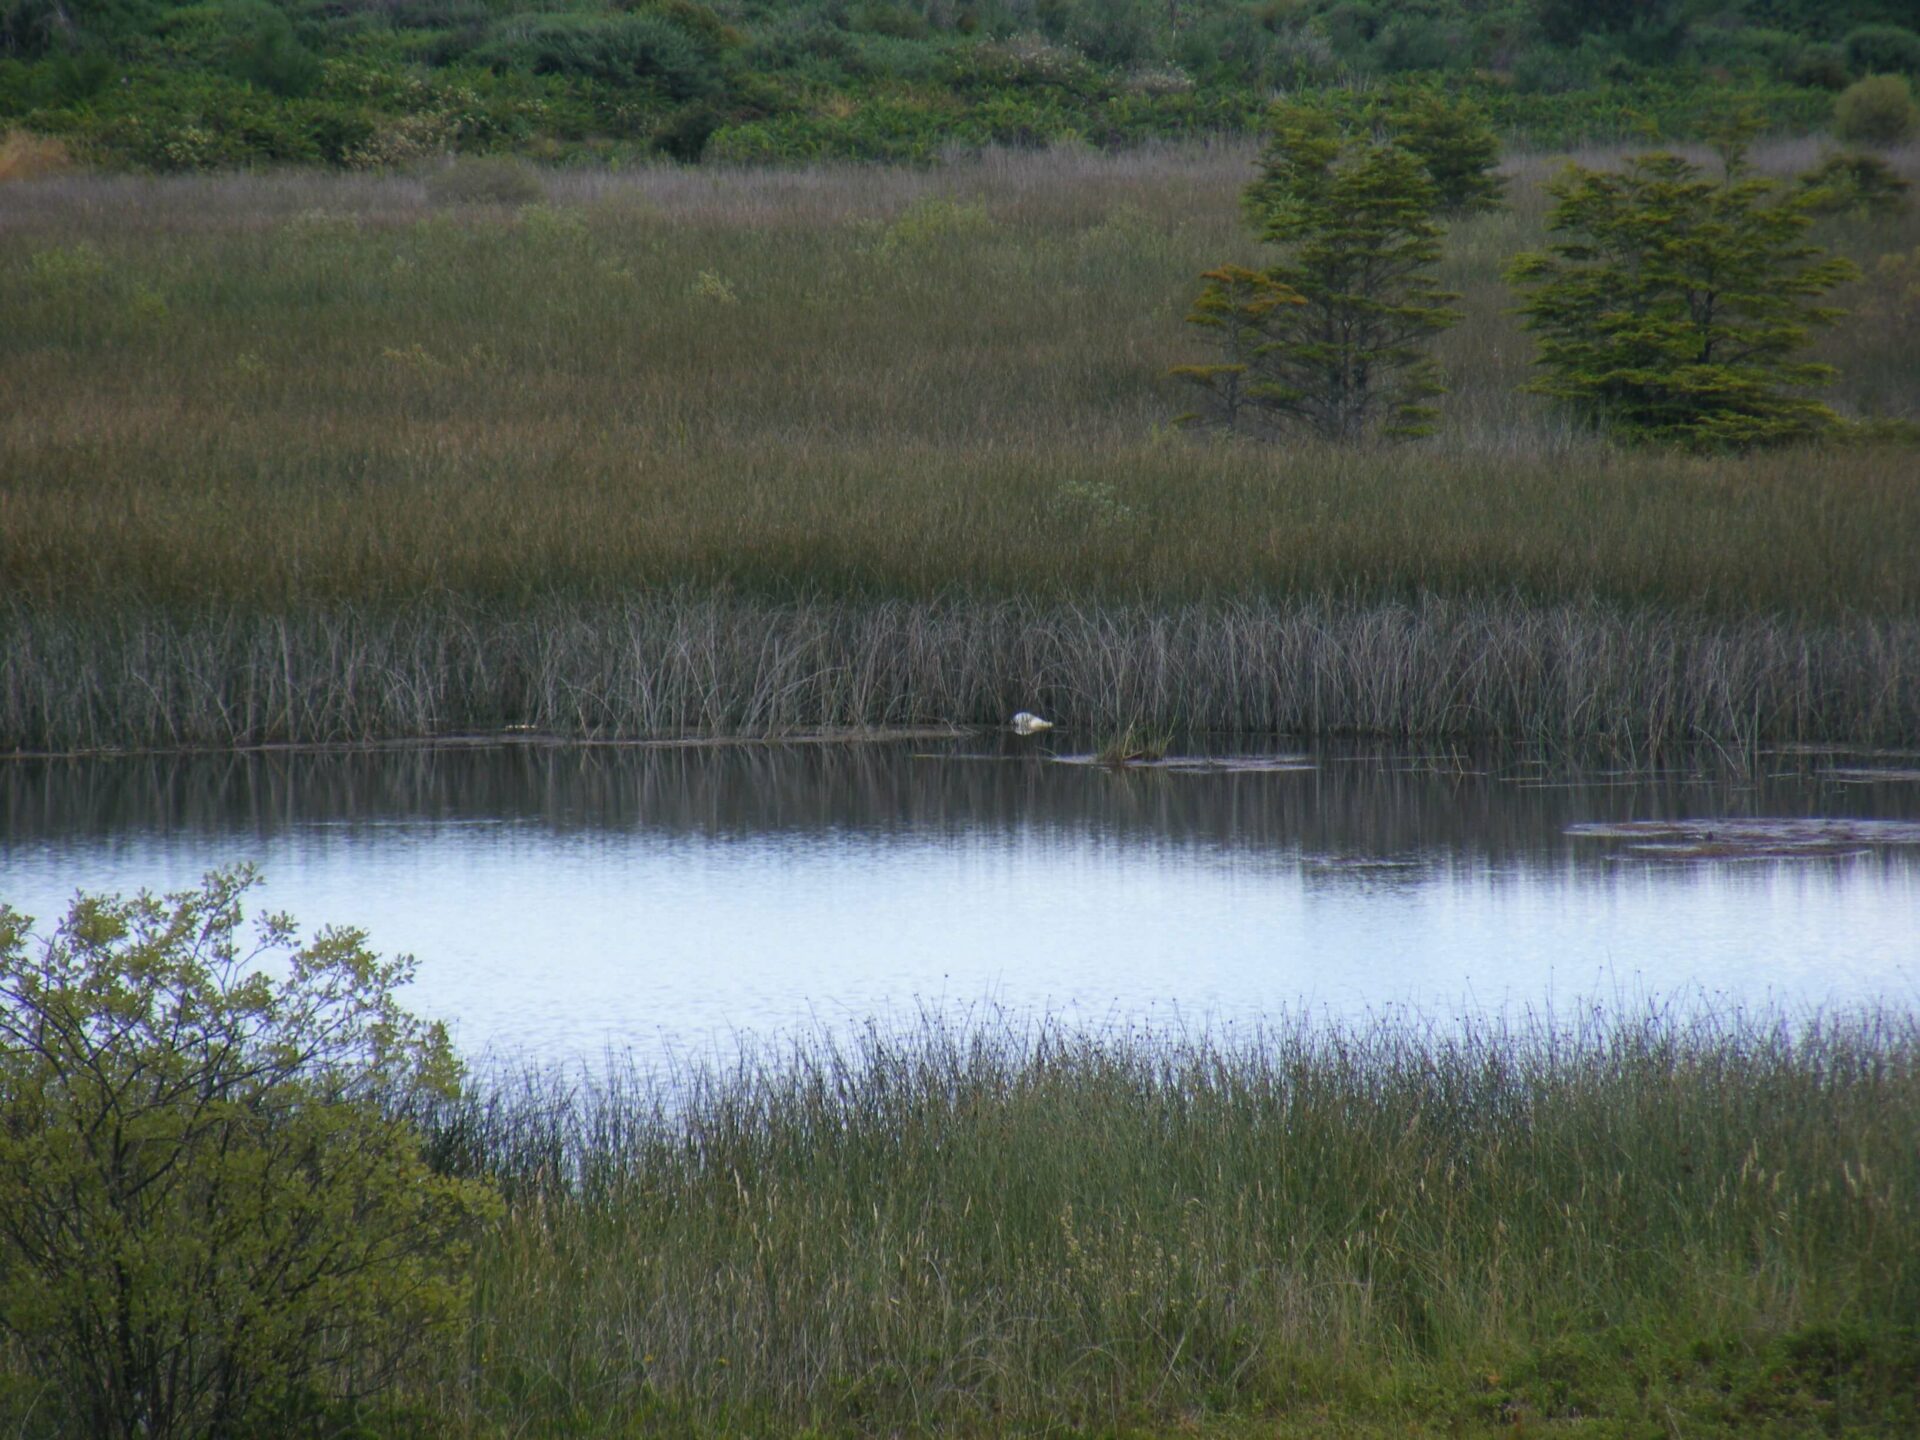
415 1006 1920 1435
6 594 1917 753
2 142 1917 749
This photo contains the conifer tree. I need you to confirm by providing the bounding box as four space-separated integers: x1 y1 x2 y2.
1507 132 1859 448
1176 103 1461 443
1396 89 1506 216
1168 264 1306 435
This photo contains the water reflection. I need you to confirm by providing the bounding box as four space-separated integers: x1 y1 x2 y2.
2 738 1916 1061
12 738 1920 860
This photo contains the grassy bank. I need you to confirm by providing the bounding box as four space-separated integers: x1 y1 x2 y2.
3 143 1918 749
409 1009 1920 1434
13 1002 1910 1435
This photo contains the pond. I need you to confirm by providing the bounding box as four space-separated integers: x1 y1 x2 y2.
2 736 1917 1064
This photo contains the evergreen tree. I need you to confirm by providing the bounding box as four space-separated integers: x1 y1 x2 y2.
1507 133 1859 448
1176 102 1461 442
1396 89 1506 216
1245 88 1506 216
1169 264 1306 435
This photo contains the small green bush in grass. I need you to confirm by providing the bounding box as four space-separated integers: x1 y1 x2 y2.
1797 150 1912 216
1835 73 1920 144
0 868 499 1440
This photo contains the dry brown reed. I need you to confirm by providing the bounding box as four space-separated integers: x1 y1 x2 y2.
0 131 74 185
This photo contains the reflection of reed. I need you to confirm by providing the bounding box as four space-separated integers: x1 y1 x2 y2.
5 594 1917 753
7 739 1914 875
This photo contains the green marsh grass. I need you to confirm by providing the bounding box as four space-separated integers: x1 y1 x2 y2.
2 142 1917 749
401 1005 1920 1436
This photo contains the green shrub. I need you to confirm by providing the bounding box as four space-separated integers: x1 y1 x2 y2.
0 868 498 1440
425 152 545 205
654 98 720 161
0 0 72 60
1787 42 1852 90
1369 15 1460 74
944 34 1105 95
1835 73 1920 143
1843 24 1920 76
1508 133 1859 449
1797 150 1912 216
161 1 322 99
475 12 718 99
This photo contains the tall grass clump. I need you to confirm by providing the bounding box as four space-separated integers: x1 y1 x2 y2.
408 1005 1920 1435
0 130 75 183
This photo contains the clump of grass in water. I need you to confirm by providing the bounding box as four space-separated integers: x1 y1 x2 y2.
1095 720 1173 764
401 1004 1920 1437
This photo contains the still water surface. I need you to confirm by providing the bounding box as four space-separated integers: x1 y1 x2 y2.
3 738 1917 1062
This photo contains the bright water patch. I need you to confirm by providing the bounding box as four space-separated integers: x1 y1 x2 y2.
2 739 1916 1063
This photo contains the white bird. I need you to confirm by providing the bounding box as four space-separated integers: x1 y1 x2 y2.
1010 711 1054 734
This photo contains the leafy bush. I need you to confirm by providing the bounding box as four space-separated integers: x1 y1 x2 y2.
1797 150 1911 216
654 98 720 160
1834 73 1920 143
1843 24 1920 76
0 868 498 1440
1786 42 1852 90
944 34 1105 95
1533 0 1686 47
0 0 75 60
161 1 323 99
1507 133 1859 448
475 12 719 99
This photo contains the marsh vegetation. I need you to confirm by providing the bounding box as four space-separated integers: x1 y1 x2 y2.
3 141 1917 751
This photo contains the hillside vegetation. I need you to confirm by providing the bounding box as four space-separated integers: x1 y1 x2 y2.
1 0 1915 169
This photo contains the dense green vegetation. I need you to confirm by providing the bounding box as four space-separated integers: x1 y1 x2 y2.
4 874 1918 1435
0 871 497 1439
2 0 1916 169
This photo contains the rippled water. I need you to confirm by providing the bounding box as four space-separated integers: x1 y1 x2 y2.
3 738 1917 1062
